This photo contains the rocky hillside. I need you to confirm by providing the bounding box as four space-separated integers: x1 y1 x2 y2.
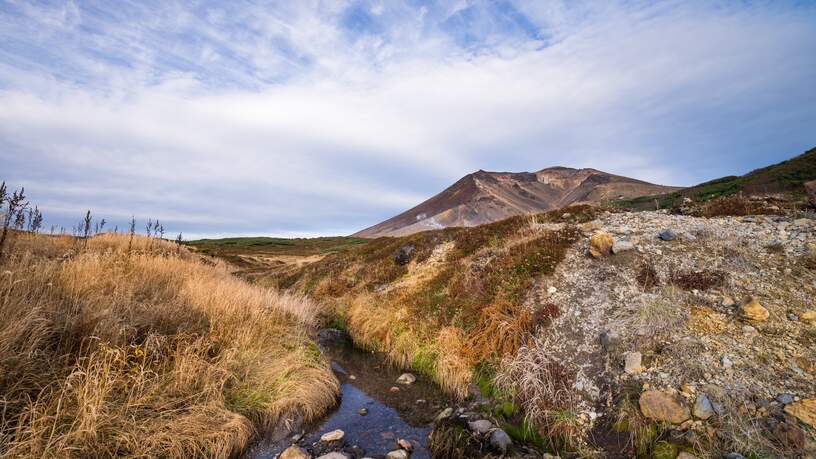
618 146 816 210
354 168 678 238
272 199 816 457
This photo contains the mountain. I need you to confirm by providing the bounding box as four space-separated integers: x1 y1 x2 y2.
354 167 679 238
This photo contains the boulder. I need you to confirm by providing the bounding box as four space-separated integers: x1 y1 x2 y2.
639 390 690 424
589 232 614 258
740 297 769 321
320 429 345 443
396 373 416 385
488 428 512 453
693 394 715 420
658 229 677 241
393 245 414 265
784 398 816 428
624 352 643 374
468 419 493 434
281 446 310 459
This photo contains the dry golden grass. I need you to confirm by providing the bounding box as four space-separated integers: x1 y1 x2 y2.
0 232 337 458
464 300 533 364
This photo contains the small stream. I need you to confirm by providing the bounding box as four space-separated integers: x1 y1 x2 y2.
244 329 454 459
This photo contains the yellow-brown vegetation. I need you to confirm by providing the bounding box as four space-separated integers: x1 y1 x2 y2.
0 232 337 458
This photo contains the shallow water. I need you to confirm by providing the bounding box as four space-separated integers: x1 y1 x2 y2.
245 330 452 459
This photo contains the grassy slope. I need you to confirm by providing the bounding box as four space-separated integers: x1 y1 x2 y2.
614 146 816 210
267 205 598 398
0 233 337 458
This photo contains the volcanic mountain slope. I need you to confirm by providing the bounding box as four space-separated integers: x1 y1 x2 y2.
355 167 679 238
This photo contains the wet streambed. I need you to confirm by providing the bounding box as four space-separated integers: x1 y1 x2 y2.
244 329 453 459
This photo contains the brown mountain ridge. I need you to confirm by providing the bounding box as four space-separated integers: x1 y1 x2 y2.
354 166 679 238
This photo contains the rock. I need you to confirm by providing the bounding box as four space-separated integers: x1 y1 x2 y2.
624 352 643 374
547 286 557 294
612 239 635 254
358 407 368 416
721 355 733 370
396 373 416 385
385 450 409 459
693 394 715 420
723 454 746 459
777 393 795 404
589 232 614 258
281 446 310 459
320 429 345 443
468 419 493 434
639 390 691 424
389 386 400 393
435 407 453 421
658 229 677 241
721 296 735 307
398 438 413 451
488 428 512 453
783 398 816 428
677 453 698 459
316 453 349 459
801 310 816 322
740 297 769 322
393 245 414 265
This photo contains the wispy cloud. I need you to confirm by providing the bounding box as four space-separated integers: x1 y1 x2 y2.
1 0 815 237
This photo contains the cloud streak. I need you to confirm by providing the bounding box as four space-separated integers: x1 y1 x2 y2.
1 0 815 238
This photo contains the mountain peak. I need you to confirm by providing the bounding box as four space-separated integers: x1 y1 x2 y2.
354 166 679 238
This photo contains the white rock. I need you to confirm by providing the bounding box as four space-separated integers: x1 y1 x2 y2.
396 373 416 385
468 419 493 434
624 352 643 374
320 429 344 442
385 450 409 459
612 240 635 254
547 286 557 294
316 453 349 459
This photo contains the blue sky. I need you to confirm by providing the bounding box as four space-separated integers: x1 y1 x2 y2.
1 0 815 238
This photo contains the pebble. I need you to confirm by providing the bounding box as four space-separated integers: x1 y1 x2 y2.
776 393 794 404
658 229 677 241
385 451 409 459
396 373 416 385
358 408 368 416
468 419 493 434
693 394 715 420
320 429 345 443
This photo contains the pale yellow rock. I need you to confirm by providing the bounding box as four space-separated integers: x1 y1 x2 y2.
784 398 816 428
639 390 690 424
589 232 614 258
801 310 816 322
740 297 769 321
677 452 698 459
281 445 310 459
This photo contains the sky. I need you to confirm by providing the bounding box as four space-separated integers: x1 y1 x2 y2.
1 0 815 239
